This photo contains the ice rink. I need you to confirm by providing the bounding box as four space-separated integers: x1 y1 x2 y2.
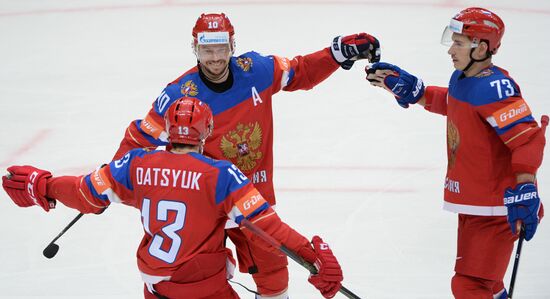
1 0 549 298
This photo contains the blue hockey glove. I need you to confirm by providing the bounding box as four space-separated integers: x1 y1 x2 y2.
365 62 425 108
504 183 541 241
330 33 381 70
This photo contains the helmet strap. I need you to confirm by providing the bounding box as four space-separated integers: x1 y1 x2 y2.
463 47 492 73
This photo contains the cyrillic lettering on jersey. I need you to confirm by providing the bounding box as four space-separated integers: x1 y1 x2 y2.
136 167 202 190
445 177 461 194
252 170 267 184
251 86 263 106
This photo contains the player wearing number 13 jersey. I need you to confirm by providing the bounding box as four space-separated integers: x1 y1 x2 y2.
111 12 380 298
2 98 344 299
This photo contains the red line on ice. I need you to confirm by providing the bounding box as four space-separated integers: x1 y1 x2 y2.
0 129 52 167
277 187 415 193
1 1 550 17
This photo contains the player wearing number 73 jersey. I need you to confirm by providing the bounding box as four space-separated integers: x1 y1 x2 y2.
366 7 547 298
2 98 344 299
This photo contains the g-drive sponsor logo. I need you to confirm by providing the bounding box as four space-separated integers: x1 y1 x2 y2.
499 103 528 123
198 32 229 45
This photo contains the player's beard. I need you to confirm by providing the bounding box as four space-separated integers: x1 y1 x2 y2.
200 60 230 83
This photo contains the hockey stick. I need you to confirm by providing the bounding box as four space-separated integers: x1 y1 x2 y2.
241 218 363 299
507 115 548 298
43 212 84 259
507 227 525 299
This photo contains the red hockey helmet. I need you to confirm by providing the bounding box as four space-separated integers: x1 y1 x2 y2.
441 7 505 54
165 97 213 145
192 13 235 50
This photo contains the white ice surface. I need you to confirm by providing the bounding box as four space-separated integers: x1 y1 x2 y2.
1 1 549 298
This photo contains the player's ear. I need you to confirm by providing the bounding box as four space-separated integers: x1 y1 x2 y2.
476 41 490 58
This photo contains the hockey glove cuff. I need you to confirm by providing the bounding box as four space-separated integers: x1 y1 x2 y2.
330 33 381 70
298 236 343 298
366 62 425 108
504 183 541 241
2 165 55 212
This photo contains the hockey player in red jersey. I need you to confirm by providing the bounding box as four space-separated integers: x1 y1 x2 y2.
2 98 344 299
365 7 546 299
111 12 380 298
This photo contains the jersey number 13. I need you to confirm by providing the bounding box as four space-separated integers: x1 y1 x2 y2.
141 198 187 263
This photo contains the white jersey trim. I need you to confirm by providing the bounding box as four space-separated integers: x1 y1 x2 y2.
140 271 171 294
443 201 507 216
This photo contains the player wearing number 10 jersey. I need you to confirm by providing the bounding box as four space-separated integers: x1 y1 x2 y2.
2 98 344 299
111 13 380 298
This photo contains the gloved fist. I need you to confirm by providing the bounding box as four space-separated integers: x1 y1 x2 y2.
298 236 343 298
504 183 542 241
2 165 55 211
366 62 425 108
331 33 381 70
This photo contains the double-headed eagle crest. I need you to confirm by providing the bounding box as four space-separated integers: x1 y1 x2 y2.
236 57 252 72
181 80 198 97
220 122 262 172
447 120 460 169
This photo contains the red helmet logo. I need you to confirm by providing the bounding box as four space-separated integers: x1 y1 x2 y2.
451 7 505 54
192 13 235 49
165 97 213 145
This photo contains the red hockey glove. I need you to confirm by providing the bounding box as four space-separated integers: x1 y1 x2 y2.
298 236 343 298
2 165 55 211
330 33 381 70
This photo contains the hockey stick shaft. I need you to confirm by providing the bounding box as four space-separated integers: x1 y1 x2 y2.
241 219 362 299
507 115 549 297
47 212 83 246
507 227 525 299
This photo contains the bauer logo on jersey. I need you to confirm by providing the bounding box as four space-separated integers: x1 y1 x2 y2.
197 31 229 45
220 122 263 172
492 99 531 128
237 57 253 72
181 80 198 97
235 189 267 217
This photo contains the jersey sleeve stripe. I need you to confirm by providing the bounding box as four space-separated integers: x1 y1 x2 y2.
85 170 124 204
504 126 534 145
84 174 109 201
244 209 276 225
78 176 110 209
492 115 535 135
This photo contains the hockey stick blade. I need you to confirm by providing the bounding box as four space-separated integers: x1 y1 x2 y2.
43 213 84 259
43 243 60 259
241 219 363 299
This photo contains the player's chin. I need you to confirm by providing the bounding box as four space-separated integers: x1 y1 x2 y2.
453 61 466 71
205 63 228 75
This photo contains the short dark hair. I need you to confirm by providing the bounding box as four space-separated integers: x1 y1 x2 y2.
171 143 197 150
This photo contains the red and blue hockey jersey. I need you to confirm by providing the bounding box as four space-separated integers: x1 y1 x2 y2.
46 148 310 283
113 48 339 205
423 66 545 216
